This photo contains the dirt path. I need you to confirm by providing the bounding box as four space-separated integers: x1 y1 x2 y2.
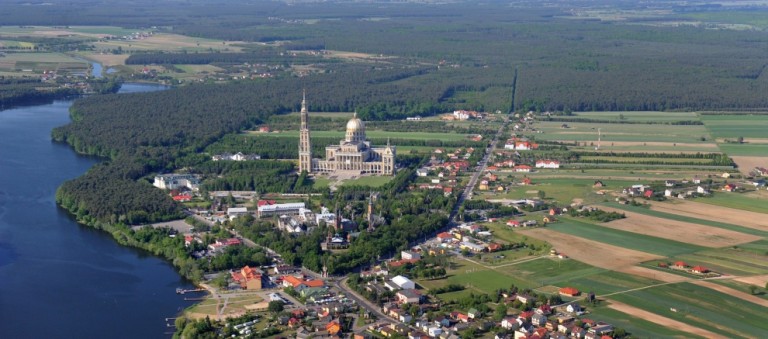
606 300 727 339
600 207 761 247
649 200 768 232
520 228 662 270
691 280 768 308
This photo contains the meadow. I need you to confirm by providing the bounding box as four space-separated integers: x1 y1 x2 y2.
700 114 768 139
696 192 768 214
534 121 711 144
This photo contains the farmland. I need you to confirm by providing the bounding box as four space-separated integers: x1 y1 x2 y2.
251 130 473 142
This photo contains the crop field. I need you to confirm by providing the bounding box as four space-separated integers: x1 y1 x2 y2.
0 25 137 38
588 306 708 339
701 114 768 139
696 192 768 214
257 130 471 141
497 257 606 287
666 242 768 276
579 156 715 164
716 143 768 156
558 271 662 296
92 33 245 53
609 282 768 339
565 111 700 123
598 207 761 248
706 279 768 302
545 218 706 257
604 202 768 237
534 121 711 144
648 200 768 232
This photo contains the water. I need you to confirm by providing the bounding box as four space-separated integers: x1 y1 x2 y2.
0 83 194 338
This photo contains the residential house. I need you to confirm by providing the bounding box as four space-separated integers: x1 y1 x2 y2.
402 251 421 260
230 265 263 290
692 266 709 274
531 313 547 327
514 165 532 173
397 289 423 304
535 159 560 169
565 303 581 314
559 287 581 297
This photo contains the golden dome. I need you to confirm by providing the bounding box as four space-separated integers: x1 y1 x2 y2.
346 113 365 132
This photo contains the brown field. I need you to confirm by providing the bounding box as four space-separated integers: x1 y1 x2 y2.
691 280 768 308
648 201 768 232
606 300 727 339
615 266 689 283
734 274 768 287
596 141 719 148
730 156 768 175
93 33 246 52
520 228 662 270
600 207 761 247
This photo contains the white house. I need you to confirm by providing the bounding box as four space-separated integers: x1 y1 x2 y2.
227 207 249 220
391 275 415 290
401 250 421 260
535 159 560 169
428 327 443 337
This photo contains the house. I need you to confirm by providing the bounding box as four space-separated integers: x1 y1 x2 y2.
460 241 486 253
593 180 604 188
397 289 422 304
722 183 737 192
516 294 533 304
391 275 416 290
692 266 709 274
673 261 687 269
468 308 482 319
486 243 502 252
401 251 421 260
428 327 443 337
535 159 560 169
549 208 562 216
559 287 581 297
416 168 430 177
436 232 453 242
507 220 521 227
153 173 200 190
501 317 520 330
521 177 533 186
565 303 581 314
643 190 654 198
531 313 547 327
514 165 532 173
230 266 263 290
479 180 490 190
456 313 470 323
326 321 342 335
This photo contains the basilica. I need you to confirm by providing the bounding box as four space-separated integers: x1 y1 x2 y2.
298 93 396 175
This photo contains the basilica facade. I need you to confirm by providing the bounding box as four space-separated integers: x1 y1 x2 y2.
298 93 396 175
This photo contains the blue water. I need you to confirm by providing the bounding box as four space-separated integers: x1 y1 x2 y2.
0 83 193 338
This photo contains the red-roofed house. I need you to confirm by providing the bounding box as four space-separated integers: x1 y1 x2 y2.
692 266 709 274
487 243 502 252
436 232 453 242
231 266 262 290
173 194 192 202
257 200 277 207
559 287 581 297
507 220 521 227
514 165 532 173
673 261 687 269
643 190 654 198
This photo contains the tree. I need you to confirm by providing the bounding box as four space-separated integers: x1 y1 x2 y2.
737 136 744 144
749 285 758 295
268 300 284 313
493 304 508 321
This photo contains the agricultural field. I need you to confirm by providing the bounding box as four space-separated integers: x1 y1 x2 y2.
558 111 700 123
647 200 768 233
478 178 636 205
253 130 473 142
0 52 88 73
609 282 768 339
534 120 712 144
695 192 768 214
700 114 768 140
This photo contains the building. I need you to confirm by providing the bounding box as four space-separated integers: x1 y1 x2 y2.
227 207 249 219
257 202 306 218
231 266 263 290
391 275 416 290
298 92 396 175
535 159 560 169
153 174 200 190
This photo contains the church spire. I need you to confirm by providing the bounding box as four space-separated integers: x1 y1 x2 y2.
299 90 312 173
301 89 307 113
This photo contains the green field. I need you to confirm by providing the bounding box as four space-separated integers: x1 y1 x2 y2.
568 111 700 123
701 114 768 139
482 222 550 250
546 218 706 256
340 175 392 187
482 178 636 205
610 283 768 339
588 307 707 339
717 143 768 156
696 192 768 214
559 271 662 296
665 241 768 276
250 130 471 141
497 257 607 287
580 156 714 164
711 279 768 301
535 121 711 144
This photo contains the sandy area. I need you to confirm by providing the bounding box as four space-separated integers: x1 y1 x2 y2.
648 200 768 232
730 156 768 175
606 300 727 339
520 228 662 270
691 280 768 308
734 274 768 287
600 207 762 247
615 266 689 283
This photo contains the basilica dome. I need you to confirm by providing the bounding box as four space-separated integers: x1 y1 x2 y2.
345 113 366 143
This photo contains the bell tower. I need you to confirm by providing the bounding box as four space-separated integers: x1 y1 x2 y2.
298 90 312 173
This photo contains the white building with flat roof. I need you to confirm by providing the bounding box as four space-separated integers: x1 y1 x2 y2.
257 202 306 218
153 174 200 190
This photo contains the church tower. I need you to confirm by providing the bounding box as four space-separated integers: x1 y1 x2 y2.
298 90 312 173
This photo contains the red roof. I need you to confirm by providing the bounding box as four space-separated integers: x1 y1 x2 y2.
674 261 687 267
304 279 325 288
173 194 192 201
283 275 303 287
692 266 709 273
559 287 580 296
437 232 452 239
257 200 277 207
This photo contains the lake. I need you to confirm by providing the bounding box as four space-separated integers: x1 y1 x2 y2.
0 83 196 338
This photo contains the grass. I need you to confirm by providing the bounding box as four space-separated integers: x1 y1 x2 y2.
580 156 714 164
568 111 701 123
482 222 550 250
711 279 768 301
311 176 331 189
546 217 707 257
560 271 663 296
701 114 768 139
481 177 636 205
610 282 768 339
340 176 392 187
497 257 607 286
251 130 472 141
